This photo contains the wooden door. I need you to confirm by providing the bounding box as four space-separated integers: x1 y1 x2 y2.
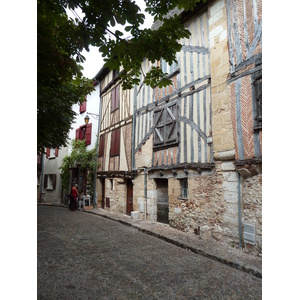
126 180 133 215
156 179 169 224
101 179 105 209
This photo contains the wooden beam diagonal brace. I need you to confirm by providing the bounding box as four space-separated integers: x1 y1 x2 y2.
179 116 207 141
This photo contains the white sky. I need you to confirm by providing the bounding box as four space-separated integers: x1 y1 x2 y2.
73 0 154 79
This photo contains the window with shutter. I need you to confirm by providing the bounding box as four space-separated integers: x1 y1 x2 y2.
111 85 120 112
80 97 87 113
75 124 92 146
253 70 262 130
47 148 58 159
110 128 120 157
153 102 178 150
99 134 105 157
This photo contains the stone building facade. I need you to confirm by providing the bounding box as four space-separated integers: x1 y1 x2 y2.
95 0 262 256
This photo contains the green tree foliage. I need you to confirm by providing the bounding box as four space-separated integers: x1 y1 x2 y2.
37 0 205 150
59 139 97 197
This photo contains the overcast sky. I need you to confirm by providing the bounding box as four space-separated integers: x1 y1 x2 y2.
75 0 154 79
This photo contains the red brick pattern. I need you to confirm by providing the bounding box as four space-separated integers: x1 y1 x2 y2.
153 146 178 167
245 0 254 46
240 76 255 159
230 82 239 159
236 0 247 61
230 77 255 160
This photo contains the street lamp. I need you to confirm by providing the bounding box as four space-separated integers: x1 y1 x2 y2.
84 114 90 125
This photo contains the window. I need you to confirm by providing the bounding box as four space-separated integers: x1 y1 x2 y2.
44 174 56 190
76 123 92 145
109 179 114 190
110 128 120 157
153 102 178 149
111 85 120 112
180 178 188 199
98 134 105 157
79 97 87 113
113 69 119 79
46 148 58 159
253 70 262 129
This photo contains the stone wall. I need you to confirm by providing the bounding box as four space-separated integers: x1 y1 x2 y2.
168 163 240 245
242 173 262 255
104 178 127 214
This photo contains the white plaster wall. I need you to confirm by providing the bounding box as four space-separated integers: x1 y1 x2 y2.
41 146 69 203
68 83 100 154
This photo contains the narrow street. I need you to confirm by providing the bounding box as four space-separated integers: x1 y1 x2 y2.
37 206 262 299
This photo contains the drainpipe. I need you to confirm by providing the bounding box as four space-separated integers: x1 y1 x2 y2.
144 168 147 220
131 84 148 220
238 172 242 249
93 82 102 208
131 83 137 171
39 149 44 203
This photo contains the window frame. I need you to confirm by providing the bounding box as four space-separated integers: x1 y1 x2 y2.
180 178 188 199
252 70 262 130
44 174 56 190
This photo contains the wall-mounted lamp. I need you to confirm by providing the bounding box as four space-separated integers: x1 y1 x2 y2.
84 114 90 125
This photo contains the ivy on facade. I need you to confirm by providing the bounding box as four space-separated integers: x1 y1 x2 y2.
60 139 97 197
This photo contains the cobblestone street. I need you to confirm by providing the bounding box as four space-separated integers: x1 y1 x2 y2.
37 206 262 299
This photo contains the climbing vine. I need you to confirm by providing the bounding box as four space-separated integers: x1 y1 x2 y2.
60 139 97 197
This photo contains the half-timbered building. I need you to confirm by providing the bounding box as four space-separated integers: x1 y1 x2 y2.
94 0 262 256
130 0 262 255
95 67 135 215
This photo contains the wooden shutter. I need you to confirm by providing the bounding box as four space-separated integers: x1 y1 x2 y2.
85 123 92 145
153 107 164 148
52 174 57 190
165 103 178 144
111 85 120 112
111 87 116 111
80 98 87 113
55 148 59 157
76 128 80 141
153 103 178 149
115 85 120 110
110 128 120 156
44 174 48 189
99 134 105 157
46 148 50 158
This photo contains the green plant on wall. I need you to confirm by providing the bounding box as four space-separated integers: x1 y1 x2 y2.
60 139 97 197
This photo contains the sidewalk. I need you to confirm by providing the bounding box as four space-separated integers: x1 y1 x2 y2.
40 204 262 278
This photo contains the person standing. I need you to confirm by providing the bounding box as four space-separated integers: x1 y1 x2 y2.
70 184 79 211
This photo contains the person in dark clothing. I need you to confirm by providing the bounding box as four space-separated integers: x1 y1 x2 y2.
70 184 79 211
